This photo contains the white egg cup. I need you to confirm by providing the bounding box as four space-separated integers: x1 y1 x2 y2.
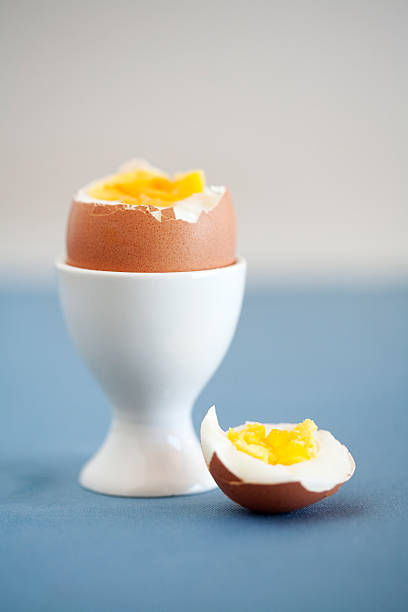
56 257 246 497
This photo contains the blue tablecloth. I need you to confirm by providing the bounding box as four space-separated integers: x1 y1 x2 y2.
1 284 407 611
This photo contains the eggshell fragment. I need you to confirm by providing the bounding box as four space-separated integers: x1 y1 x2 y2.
209 453 346 513
66 187 236 273
201 407 355 514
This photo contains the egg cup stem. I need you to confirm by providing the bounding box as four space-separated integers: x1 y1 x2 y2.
56 257 246 497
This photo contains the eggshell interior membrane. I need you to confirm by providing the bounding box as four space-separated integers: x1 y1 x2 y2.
201 406 355 512
66 160 236 273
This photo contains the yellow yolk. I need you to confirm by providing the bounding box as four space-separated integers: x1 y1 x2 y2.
87 168 205 208
228 419 318 465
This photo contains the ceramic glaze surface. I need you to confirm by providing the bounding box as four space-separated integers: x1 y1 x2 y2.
56 258 246 496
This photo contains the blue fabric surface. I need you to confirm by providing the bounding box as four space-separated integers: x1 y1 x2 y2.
1 285 407 612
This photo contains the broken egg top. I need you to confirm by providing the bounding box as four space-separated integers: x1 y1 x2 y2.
228 419 318 465
87 167 206 208
201 407 354 492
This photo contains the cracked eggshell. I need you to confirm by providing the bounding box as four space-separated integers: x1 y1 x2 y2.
66 183 236 273
201 407 355 514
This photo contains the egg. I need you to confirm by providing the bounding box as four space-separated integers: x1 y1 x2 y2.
66 159 236 272
201 406 355 513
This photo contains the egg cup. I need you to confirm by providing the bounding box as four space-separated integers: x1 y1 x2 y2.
56 257 246 497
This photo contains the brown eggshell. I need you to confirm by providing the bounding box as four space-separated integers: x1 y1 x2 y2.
208 452 355 514
66 189 236 272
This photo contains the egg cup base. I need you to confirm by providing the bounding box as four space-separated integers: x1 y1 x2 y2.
79 417 217 497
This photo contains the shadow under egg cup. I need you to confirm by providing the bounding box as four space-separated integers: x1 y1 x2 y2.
56 257 246 497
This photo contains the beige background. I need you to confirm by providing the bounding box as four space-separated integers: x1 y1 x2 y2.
1 0 407 284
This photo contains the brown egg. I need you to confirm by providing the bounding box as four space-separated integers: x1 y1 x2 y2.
66 166 236 273
201 407 356 514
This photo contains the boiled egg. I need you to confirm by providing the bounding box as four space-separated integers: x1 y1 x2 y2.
201 406 355 513
66 159 236 272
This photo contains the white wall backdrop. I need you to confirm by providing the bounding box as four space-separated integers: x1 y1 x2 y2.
1 0 407 284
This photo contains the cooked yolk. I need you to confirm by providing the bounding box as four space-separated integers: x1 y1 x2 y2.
228 419 318 465
87 168 205 208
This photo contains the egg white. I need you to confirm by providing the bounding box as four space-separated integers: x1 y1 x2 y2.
201 406 355 493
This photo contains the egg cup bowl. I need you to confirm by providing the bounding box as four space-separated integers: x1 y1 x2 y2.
56 256 246 497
